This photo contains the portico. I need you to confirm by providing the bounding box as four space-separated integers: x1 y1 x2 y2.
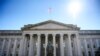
21 33 80 56
19 20 82 56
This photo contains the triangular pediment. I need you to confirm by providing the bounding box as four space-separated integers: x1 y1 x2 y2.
30 23 72 30
21 20 80 30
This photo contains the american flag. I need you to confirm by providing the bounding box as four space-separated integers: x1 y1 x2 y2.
48 7 52 14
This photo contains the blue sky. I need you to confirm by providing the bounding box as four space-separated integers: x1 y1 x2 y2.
0 0 100 30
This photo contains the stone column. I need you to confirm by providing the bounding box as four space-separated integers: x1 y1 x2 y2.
65 35 69 56
76 33 82 56
73 36 77 56
90 39 95 56
60 34 64 56
45 34 48 56
37 34 41 56
84 39 89 56
6 38 11 56
12 39 17 56
18 39 23 56
29 34 34 56
19 34 26 56
53 34 56 56
1 39 6 56
68 33 73 56
23 35 27 56
96 39 99 48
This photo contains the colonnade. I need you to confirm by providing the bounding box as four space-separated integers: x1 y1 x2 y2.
0 38 21 56
19 33 81 56
82 38 99 56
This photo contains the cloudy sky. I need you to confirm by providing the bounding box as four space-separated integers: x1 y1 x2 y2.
0 0 100 30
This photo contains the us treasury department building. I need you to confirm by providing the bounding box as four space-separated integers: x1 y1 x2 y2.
0 20 100 56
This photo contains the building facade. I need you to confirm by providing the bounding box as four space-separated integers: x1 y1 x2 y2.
0 20 100 56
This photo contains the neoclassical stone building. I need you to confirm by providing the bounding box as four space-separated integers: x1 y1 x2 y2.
0 20 100 56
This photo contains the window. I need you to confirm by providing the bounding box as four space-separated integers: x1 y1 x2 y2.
17 44 20 48
88 51 91 56
82 51 85 56
0 38 3 50
87 44 90 48
94 44 96 48
87 40 90 48
71 42 73 47
16 54 18 56
10 54 12 56
11 44 13 48
92 39 96 48
3 53 6 56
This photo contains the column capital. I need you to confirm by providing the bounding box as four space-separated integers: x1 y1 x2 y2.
68 33 71 36
60 34 63 37
75 33 79 36
68 34 71 39
29 34 33 38
37 34 41 36
52 34 56 37
44 33 48 36
45 34 48 37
